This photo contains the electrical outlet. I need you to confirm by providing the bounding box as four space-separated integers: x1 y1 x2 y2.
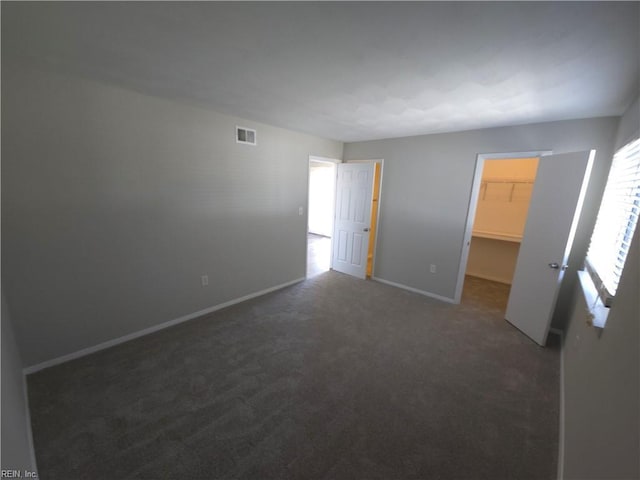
298 206 304 216
430 264 437 274
201 275 209 287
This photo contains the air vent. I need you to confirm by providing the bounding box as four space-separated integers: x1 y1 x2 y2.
236 126 257 146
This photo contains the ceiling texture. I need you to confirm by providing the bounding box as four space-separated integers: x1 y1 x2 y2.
2 2 639 142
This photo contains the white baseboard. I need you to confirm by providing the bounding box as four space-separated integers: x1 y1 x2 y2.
465 272 512 285
22 374 38 474
555 328 565 480
23 277 305 375
372 277 456 304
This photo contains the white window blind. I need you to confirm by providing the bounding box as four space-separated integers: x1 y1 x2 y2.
586 137 640 306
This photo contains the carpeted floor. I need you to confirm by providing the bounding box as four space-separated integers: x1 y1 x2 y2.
461 274 512 313
27 272 559 480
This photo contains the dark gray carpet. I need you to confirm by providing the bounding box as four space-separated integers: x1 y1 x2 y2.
27 272 559 480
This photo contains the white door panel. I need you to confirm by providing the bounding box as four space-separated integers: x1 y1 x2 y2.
332 163 374 279
505 151 595 345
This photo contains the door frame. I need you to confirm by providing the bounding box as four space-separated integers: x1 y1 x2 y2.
453 150 552 303
342 159 384 278
306 155 341 278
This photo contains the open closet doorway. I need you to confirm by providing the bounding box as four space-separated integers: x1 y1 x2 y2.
456 149 594 346
307 157 338 277
459 154 544 312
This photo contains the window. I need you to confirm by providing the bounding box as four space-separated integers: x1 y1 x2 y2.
585 137 640 307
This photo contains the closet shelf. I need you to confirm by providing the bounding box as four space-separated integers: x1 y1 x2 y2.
480 178 535 202
481 178 534 184
472 230 522 243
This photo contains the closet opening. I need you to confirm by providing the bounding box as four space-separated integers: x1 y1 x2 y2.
460 156 540 312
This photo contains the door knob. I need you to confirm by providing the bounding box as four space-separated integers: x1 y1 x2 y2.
548 262 559 269
363 227 370 232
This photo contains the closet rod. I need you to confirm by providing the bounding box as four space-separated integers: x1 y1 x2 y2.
481 178 534 184
480 178 535 201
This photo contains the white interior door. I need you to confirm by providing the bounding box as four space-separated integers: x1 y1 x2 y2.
332 162 375 279
505 150 595 345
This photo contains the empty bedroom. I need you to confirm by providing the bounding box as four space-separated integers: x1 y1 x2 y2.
2 2 638 480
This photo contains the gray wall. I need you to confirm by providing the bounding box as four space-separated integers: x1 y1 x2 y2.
2 67 343 367
562 97 639 480
344 117 618 327
615 96 639 149
1 290 36 473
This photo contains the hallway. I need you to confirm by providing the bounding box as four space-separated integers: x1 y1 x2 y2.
307 234 331 278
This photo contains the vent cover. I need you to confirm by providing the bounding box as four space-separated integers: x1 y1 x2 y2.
236 126 257 146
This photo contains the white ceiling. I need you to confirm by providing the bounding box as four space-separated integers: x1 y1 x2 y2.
3 2 639 142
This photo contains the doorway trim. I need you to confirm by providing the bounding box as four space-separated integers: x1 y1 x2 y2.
453 150 552 303
307 155 341 278
344 158 384 278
